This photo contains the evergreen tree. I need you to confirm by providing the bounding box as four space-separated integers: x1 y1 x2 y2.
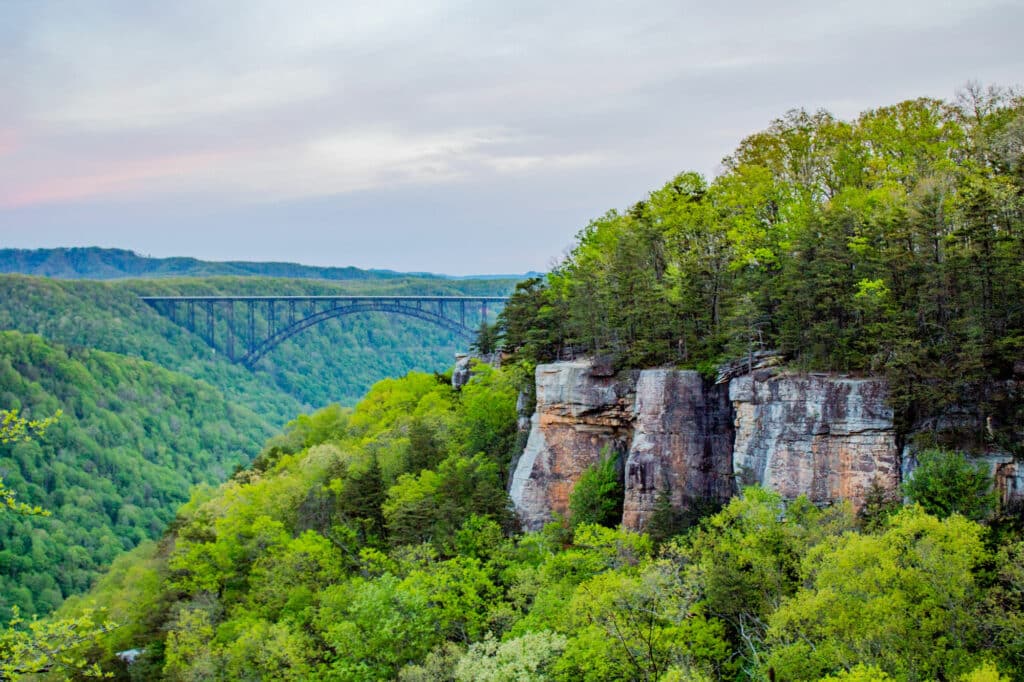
645 487 684 545
568 452 623 528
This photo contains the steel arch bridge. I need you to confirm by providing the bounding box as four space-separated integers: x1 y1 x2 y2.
141 295 507 369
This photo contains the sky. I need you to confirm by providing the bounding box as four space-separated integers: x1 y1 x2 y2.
0 1 1021 275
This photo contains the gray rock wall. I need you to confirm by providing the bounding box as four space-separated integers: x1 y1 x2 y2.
729 372 899 506
621 370 734 529
508 360 1020 531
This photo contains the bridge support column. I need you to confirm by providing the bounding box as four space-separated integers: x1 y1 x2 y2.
247 301 256 354
205 302 214 346
226 301 235 361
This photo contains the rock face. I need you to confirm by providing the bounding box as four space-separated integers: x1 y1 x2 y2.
509 360 1020 532
451 354 474 390
509 361 636 530
452 352 503 390
935 454 1024 508
622 370 734 529
729 372 900 507
994 458 1024 506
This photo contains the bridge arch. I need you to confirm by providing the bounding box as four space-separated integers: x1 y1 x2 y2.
240 301 475 368
140 295 506 369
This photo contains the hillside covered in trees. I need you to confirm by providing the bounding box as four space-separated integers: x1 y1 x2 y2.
498 84 1024 449
45 366 1024 681
0 271 513 622
0 273 514 414
0 331 272 620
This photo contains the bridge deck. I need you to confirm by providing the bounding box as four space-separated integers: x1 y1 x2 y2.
140 295 508 301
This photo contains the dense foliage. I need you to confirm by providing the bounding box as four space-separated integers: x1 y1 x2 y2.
0 331 272 620
498 85 1024 447
46 369 1023 681
0 269 512 622
0 275 302 426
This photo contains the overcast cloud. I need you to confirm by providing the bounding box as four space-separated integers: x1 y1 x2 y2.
0 0 1021 274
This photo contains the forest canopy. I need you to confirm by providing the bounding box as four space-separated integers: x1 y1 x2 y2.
498 84 1024 447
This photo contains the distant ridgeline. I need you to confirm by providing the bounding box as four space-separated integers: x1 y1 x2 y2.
0 247 537 282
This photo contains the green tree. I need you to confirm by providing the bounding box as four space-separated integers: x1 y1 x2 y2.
471 321 499 355
0 409 61 445
903 449 998 522
455 631 566 682
0 408 115 681
0 606 115 680
568 452 623 528
645 487 684 546
674 488 855 671
766 507 991 681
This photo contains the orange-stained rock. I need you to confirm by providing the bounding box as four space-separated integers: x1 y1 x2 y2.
729 371 900 509
509 361 636 530
510 361 1019 532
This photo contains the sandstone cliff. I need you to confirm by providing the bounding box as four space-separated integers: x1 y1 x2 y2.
508 361 636 530
508 360 1019 531
621 370 734 529
729 371 900 507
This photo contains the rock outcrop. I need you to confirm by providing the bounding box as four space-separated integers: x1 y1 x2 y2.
729 372 899 507
621 370 734 529
509 361 636 530
508 359 1019 531
937 453 1024 508
452 352 503 390
451 354 474 390
994 458 1024 506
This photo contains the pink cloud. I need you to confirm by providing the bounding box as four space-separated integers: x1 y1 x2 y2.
0 150 230 208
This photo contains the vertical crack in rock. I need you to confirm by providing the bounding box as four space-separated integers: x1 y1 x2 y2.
622 370 734 530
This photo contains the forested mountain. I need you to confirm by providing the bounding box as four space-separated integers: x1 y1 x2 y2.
0 331 272 620
0 272 513 621
498 85 1024 449
0 247 427 281
6 88 1024 681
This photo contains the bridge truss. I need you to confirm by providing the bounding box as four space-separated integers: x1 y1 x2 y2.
141 295 507 369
